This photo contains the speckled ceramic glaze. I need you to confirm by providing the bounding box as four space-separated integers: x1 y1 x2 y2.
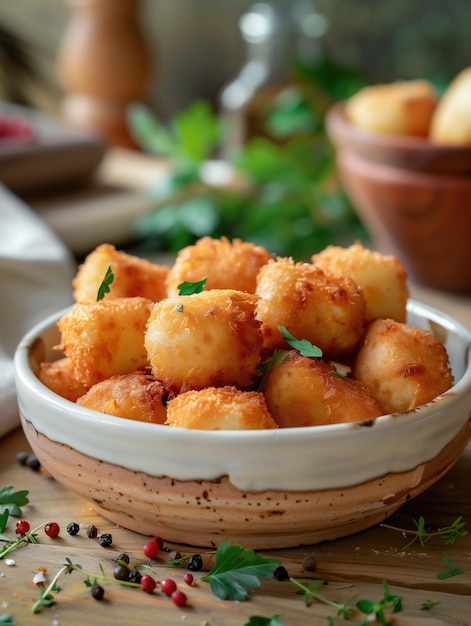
14 301 471 548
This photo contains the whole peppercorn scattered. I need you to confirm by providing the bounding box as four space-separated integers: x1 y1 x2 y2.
301 555 318 572
91 584 105 601
98 533 113 548
168 550 182 563
273 565 289 581
171 589 187 607
25 455 41 471
187 553 203 571
16 451 29 465
66 522 80 536
128 567 142 584
116 552 130 564
44 522 60 538
183 573 194 586
114 563 130 581
86 524 98 538
15 519 30 537
140 574 157 594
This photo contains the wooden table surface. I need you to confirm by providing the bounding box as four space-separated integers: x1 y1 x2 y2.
3 149 471 624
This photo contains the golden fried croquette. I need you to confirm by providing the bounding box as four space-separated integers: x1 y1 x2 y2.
262 351 384 427
165 236 273 296
166 386 278 430
345 79 438 136
37 357 89 402
312 242 409 323
77 370 168 424
145 289 263 392
430 67 471 145
73 244 169 303
57 297 153 388
255 257 366 358
354 318 454 413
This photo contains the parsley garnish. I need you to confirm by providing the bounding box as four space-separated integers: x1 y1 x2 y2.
290 577 356 619
178 278 207 295
278 326 323 358
200 541 281 601
96 265 114 301
0 486 29 518
245 617 284 626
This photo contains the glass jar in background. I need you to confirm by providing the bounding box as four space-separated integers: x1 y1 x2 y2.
220 0 329 157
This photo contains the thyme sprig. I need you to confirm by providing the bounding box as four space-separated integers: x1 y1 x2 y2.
382 516 467 550
289 577 357 619
0 522 41 560
31 558 142 613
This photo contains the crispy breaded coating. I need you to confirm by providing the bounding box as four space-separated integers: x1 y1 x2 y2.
255 257 366 358
145 289 263 392
166 386 278 430
57 297 153 388
37 357 89 402
262 351 384 427
77 370 168 424
165 236 273 296
354 318 454 413
312 242 409 323
73 244 169 303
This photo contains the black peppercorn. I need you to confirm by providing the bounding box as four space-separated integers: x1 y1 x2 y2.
98 533 113 548
187 553 203 571
66 522 80 536
116 552 130 564
25 455 41 471
91 584 105 600
16 451 29 465
128 567 142 584
113 563 130 581
273 565 289 581
301 555 317 572
86 524 98 538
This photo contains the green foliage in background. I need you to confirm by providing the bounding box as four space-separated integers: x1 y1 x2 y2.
127 58 368 260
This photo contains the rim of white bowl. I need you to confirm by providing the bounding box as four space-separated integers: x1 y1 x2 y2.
14 300 471 492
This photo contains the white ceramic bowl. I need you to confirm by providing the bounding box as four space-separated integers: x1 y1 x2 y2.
14 300 471 548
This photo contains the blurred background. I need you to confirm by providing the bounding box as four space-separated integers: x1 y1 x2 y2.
1 0 470 117
1 0 471 265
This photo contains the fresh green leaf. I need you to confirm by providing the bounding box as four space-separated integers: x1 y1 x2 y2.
0 486 29 517
96 265 114 301
256 349 290 389
382 515 468 549
245 616 285 626
420 599 439 610
127 103 178 157
0 510 9 535
201 541 281 601
279 326 323 358
178 278 207 295
172 100 222 163
437 555 464 579
0 613 15 625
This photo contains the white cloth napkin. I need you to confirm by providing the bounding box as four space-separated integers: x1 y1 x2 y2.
0 183 76 438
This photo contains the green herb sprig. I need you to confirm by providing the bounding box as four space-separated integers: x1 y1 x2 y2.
279 326 323 357
356 581 403 626
178 278 207 295
437 555 464 579
31 558 142 613
382 515 467 550
200 541 281 601
96 265 114 301
0 521 40 560
290 577 356 620
0 486 29 518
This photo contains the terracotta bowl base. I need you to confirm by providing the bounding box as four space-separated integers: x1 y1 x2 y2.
21 416 471 549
